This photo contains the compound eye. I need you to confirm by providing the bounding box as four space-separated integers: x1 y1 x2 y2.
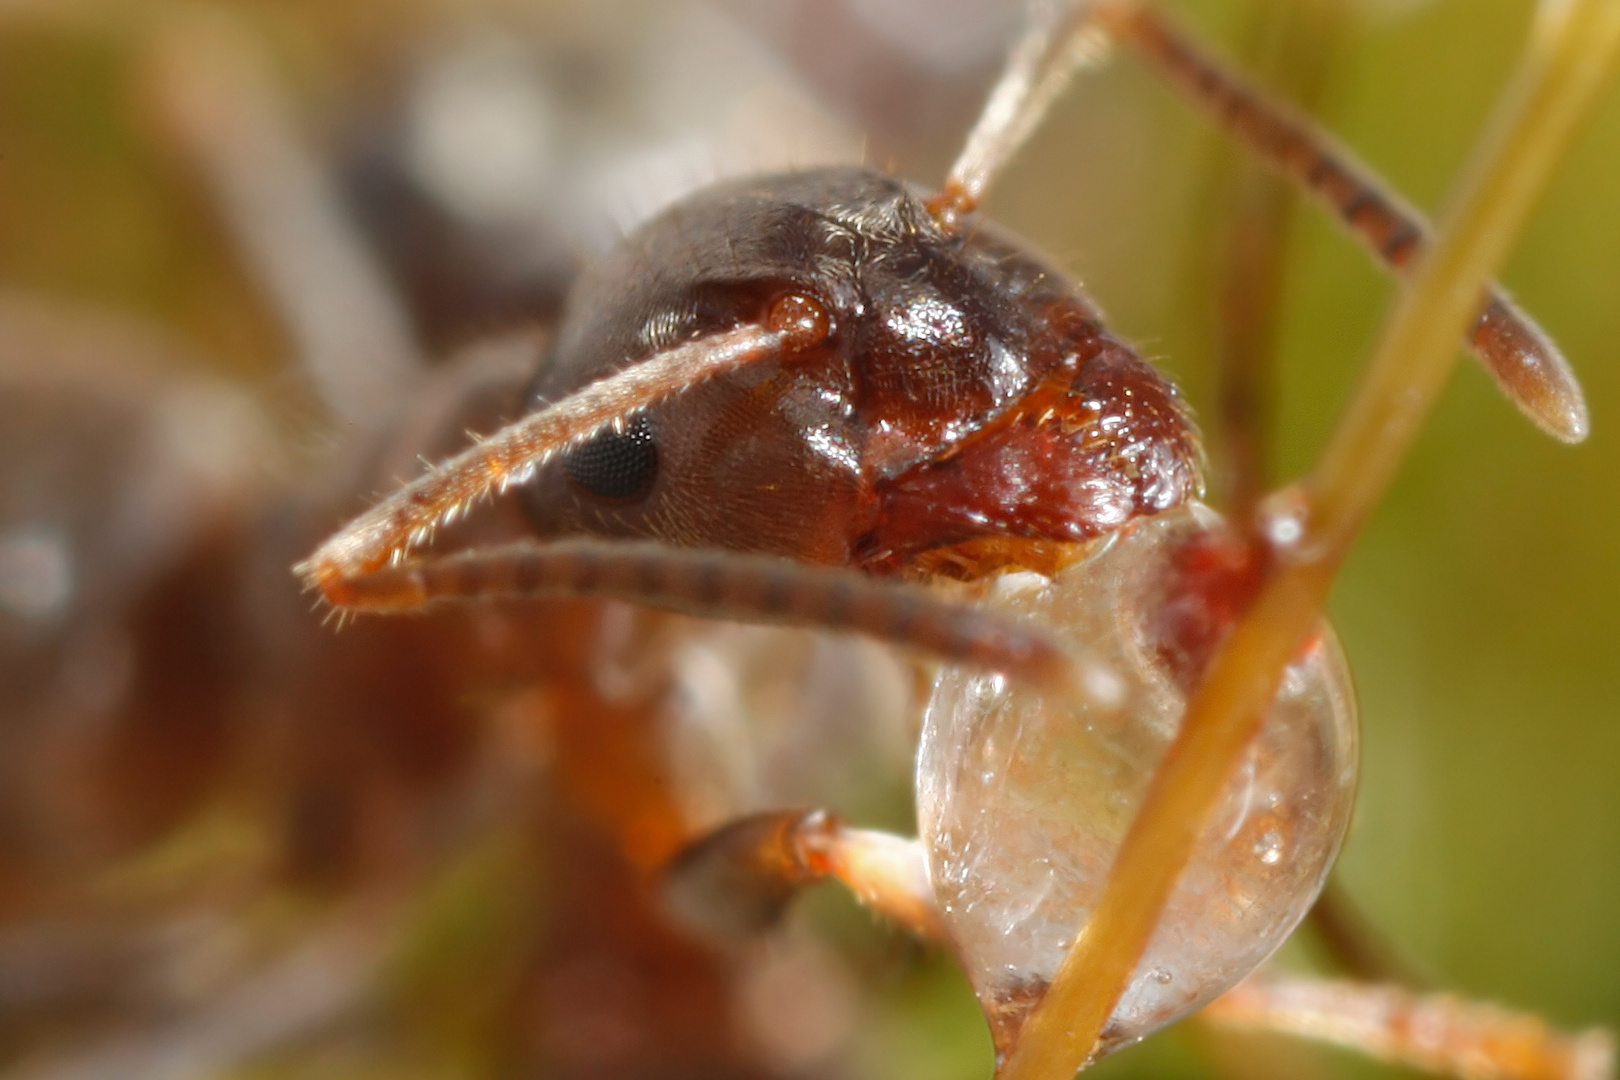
564 417 659 501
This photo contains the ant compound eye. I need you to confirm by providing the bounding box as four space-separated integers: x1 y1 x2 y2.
767 292 832 352
564 417 659 501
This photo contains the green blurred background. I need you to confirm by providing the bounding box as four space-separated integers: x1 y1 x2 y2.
0 0 1614 1078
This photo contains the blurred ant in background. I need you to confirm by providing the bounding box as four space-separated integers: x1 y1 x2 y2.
0 2 1615 1080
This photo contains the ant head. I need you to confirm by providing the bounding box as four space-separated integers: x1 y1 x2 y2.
520 167 1202 578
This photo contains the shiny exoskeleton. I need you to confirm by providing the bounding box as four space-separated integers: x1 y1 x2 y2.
523 168 1201 580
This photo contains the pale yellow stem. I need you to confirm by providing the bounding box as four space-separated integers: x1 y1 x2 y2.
996 4 1620 1080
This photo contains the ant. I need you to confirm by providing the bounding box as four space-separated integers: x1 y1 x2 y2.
293 0 1615 1077
0 2 1614 1079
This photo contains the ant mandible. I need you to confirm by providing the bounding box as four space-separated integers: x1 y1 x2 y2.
298 3 1614 1080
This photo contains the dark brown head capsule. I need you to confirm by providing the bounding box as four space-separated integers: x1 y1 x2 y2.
521 167 1201 580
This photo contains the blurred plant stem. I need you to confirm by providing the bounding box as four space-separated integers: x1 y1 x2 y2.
1207 0 1348 516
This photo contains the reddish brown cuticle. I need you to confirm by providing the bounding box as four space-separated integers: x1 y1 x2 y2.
520 170 1200 580
767 292 832 350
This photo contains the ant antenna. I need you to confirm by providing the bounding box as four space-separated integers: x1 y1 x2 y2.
1104 3 1588 443
932 0 1587 442
317 538 1120 705
297 322 793 595
930 0 1112 229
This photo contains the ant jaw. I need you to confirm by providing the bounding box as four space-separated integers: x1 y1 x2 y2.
900 537 1090 582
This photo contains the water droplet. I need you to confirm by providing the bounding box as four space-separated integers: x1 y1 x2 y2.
916 503 1357 1062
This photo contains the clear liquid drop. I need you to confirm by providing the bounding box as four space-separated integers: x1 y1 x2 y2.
916 504 1357 1059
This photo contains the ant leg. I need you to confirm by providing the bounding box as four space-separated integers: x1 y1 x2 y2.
1099 2 1587 443
322 538 1119 705
145 9 425 430
663 810 941 943
1202 971 1616 1080
1295 884 1611 1080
